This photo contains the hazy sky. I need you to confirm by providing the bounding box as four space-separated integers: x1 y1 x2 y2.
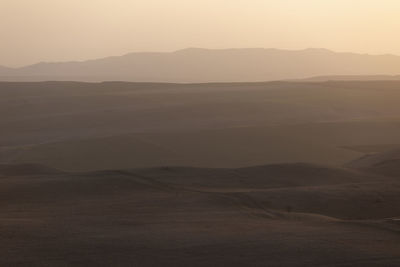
1 0 400 67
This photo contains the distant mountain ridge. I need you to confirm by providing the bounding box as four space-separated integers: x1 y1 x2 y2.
298 74 400 82
2 48 400 82
0 66 12 74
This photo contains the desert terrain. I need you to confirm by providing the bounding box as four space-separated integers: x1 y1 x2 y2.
3 81 400 171
0 162 399 266
0 81 399 266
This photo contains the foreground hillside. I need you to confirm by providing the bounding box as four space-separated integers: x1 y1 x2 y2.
0 163 399 266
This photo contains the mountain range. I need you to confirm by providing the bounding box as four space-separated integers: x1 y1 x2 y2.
2 48 400 82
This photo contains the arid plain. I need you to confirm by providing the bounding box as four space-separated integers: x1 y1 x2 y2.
0 80 400 266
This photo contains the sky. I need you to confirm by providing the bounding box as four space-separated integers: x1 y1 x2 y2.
1 0 400 67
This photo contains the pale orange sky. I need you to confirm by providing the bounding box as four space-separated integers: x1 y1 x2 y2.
1 0 400 67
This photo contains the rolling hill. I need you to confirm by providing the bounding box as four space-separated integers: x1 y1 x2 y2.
0 163 399 266
3 81 400 171
347 148 400 177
